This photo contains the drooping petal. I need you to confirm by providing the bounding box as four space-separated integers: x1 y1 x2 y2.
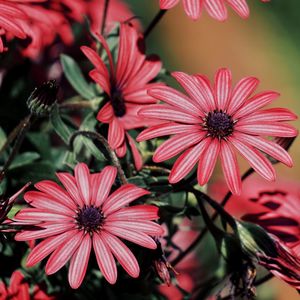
93 233 117 284
229 136 276 181
219 141 241 195
75 163 91 206
169 137 210 183
108 118 125 149
126 133 143 171
45 231 84 275
214 68 232 110
102 231 140 278
227 76 259 115
89 69 111 96
97 102 114 123
68 234 92 289
153 132 205 162
197 138 220 185
102 184 150 215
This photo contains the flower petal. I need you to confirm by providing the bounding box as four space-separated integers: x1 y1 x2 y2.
226 0 250 19
219 141 241 195
183 0 201 20
169 138 210 183
75 163 91 206
204 0 227 21
159 0 180 9
93 233 117 284
214 68 232 110
126 133 143 171
153 132 205 162
103 184 150 215
45 231 84 275
68 234 92 289
108 118 125 149
102 231 140 278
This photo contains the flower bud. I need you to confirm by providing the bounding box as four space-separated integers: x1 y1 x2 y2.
27 80 58 116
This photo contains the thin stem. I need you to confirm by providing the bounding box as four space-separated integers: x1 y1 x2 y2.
144 9 167 38
171 168 254 266
0 115 31 157
101 0 110 35
69 131 127 185
0 114 33 182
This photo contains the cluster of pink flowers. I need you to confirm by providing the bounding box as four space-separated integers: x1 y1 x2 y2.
1 0 299 298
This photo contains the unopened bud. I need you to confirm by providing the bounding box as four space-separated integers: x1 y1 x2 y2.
27 80 58 116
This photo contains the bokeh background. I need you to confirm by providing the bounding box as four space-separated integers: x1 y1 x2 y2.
125 1 300 299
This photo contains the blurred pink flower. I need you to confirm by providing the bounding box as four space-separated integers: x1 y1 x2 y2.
14 163 163 288
81 23 163 170
137 68 297 195
159 0 270 21
0 270 54 300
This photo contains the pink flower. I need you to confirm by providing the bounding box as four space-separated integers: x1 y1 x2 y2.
159 0 270 21
137 68 297 195
13 163 163 289
81 23 163 170
0 270 54 300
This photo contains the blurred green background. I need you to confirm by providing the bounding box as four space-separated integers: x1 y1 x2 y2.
125 1 300 299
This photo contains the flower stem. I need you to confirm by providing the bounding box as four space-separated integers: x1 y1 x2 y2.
101 0 109 34
69 131 127 185
144 9 167 38
171 168 254 266
0 114 34 182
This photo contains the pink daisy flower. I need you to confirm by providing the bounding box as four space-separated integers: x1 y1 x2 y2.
137 68 298 195
13 163 163 289
81 23 164 170
159 0 270 21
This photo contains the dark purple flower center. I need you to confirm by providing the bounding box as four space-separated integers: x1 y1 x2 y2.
111 86 126 117
76 206 104 232
204 110 234 138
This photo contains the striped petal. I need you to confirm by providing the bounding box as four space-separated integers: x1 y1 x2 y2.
214 68 232 110
227 76 259 115
45 231 84 275
108 118 125 149
219 141 241 195
183 0 201 20
139 104 201 124
229 137 276 181
93 233 117 284
137 122 200 142
68 234 92 289
103 184 150 215
126 133 143 171
159 0 180 9
226 0 250 19
197 138 220 185
204 0 227 21
169 138 210 183
153 132 205 162
102 231 140 278
75 163 91 206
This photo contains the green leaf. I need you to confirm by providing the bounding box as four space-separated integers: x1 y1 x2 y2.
50 105 72 144
60 54 96 100
9 152 40 169
27 132 51 159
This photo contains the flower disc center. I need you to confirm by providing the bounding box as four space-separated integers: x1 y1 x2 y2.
111 86 126 117
205 110 234 138
76 206 103 232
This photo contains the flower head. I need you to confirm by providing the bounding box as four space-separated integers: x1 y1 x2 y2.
137 68 298 195
81 23 164 170
14 163 163 289
159 0 270 21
